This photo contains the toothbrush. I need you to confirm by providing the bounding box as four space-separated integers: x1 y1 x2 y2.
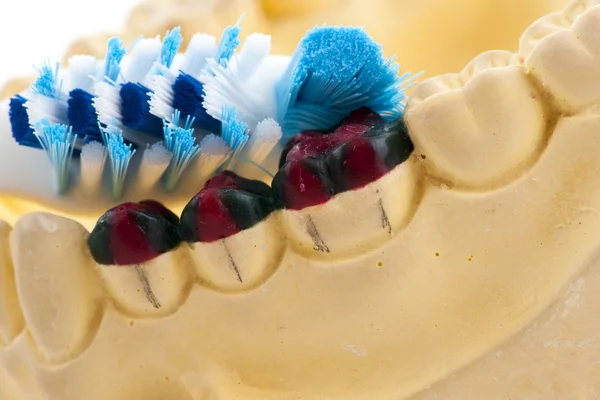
7 19 419 202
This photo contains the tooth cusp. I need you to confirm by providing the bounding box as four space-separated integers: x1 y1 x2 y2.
272 158 335 210
88 201 182 266
181 171 276 243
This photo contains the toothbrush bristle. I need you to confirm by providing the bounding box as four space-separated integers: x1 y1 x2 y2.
160 27 183 69
68 89 102 141
34 119 77 195
234 33 271 81
181 33 217 78
102 124 136 199
163 116 200 191
124 37 162 83
139 141 172 191
120 82 163 137
276 26 416 136
32 61 62 98
148 73 176 123
220 106 249 171
195 134 231 180
215 21 242 67
104 37 127 82
68 55 97 93
201 58 264 129
172 73 221 132
8 95 39 149
244 118 282 165
80 141 106 193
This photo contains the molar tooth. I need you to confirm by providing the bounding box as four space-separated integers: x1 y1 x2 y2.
189 215 285 292
520 4 600 111
406 51 545 187
10 213 103 363
0 220 24 346
98 248 192 317
281 162 418 258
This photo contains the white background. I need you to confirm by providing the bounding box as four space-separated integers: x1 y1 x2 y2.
0 0 145 89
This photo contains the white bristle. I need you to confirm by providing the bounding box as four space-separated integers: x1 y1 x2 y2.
181 33 217 78
148 74 176 122
139 142 172 191
244 118 282 165
69 55 98 92
123 37 162 83
80 141 106 193
93 81 122 126
25 94 68 126
196 134 231 180
201 58 266 128
234 34 271 81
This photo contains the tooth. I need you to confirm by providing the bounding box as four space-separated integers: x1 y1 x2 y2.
0 220 24 346
98 248 192 316
10 213 103 362
281 161 418 257
520 3 600 111
189 214 284 291
405 50 545 187
180 171 282 290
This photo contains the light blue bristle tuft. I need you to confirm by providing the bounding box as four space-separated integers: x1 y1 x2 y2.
276 26 420 136
221 106 249 152
34 118 77 194
32 61 62 98
215 17 243 67
105 37 127 82
101 124 136 199
162 112 200 191
161 27 183 69
220 106 248 170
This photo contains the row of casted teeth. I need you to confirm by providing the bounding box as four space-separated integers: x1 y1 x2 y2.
0 158 414 365
2 0 600 368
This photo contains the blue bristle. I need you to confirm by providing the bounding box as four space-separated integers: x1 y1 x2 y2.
101 124 136 199
34 119 77 194
120 82 164 137
8 95 40 149
68 89 102 141
277 26 416 136
221 106 248 163
161 27 183 69
32 61 62 98
162 112 200 191
105 37 127 82
215 19 242 67
172 73 221 133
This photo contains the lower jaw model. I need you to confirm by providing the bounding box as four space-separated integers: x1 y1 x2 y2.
1 0 600 399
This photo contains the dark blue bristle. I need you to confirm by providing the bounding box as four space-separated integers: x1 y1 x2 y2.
8 95 40 149
172 73 221 133
68 89 102 142
120 82 164 137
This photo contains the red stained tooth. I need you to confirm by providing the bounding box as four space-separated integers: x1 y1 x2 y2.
109 203 161 265
331 107 384 144
195 189 240 242
280 160 333 210
285 137 332 163
204 170 240 190
138 200 179 225
340 138 389 190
